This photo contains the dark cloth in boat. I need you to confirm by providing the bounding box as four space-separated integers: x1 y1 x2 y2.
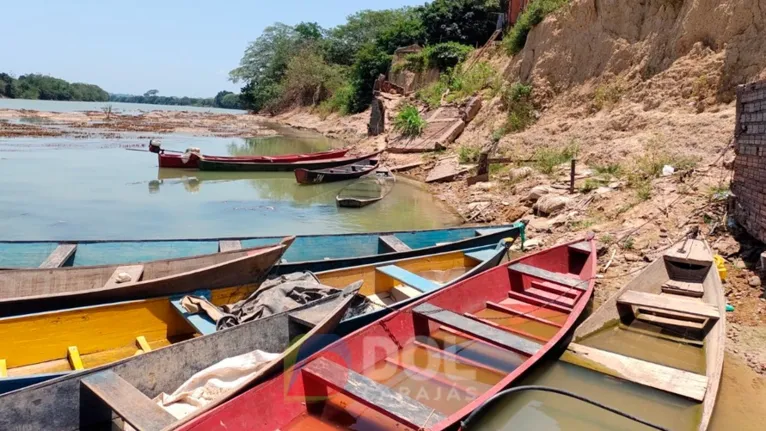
181 272 349 330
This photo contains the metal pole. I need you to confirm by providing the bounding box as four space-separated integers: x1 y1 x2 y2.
570 159 576 194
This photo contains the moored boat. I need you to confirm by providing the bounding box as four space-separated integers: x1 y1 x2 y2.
336 168 395 208
294 157 380 184
175 237 597 431
198 151 383 172
153 146 349 169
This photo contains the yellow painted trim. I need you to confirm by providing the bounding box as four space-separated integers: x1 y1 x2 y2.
136 336 152 353
0 359 6 377
67 346 83 370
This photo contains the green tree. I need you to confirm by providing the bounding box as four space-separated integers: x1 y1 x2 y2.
294 22 324 41
220 93 241 109
323 9 416 65
215 90 233 107
419 0 502 46
143 89 159 97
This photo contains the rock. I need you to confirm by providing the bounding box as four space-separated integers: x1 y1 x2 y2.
509 166 534 182
594 186 613 195
467 201 490 211
749 276 761 287
549 214 568 227
734 259 746 269
367 97 385 136
624 253 642 262
461 96 482 123
470 181 497 191
526 185 555 202
534 194 570 216
524 238 542 250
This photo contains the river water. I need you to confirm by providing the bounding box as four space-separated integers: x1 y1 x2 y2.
0 100 460 240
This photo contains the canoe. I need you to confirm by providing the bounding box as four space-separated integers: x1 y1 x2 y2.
0 240 509 393
294 157 380 184
0 287 358 431
0 239 291 318
553 238 725 431
176 238 597 431
198 151 383 172
336 168 395 208
156 148 349 169
0 223 526 275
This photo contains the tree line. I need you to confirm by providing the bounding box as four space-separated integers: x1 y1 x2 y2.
108 90 242 109
231 0 507 114
0 73 109 102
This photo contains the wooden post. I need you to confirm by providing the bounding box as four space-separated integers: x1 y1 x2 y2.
570 159 576 194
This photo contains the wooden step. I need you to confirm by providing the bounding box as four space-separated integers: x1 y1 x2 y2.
302 357 446 429
104 265 145 288
464 247 500 263
413 303 541 356
486 301 563 328
568 241 591 254
635 312 706 331
169 291 217 335
530 280 580 299
524 287 575 308
39 243 77 268
618 291 719 321
218 240 242 253
507 290 573 314
376 265 439 293
379 235 411 253
563 343 708 402
661 280 704 298
81 370 175 431
508 263 587 291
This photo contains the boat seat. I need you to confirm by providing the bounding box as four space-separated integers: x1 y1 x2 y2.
661 280 704 298
103 265 144 288
524 287 577 308
302 357 446 429
218 240 242 253
508 263 587 291
617 291 719 321
81 370 176 430
464 247 498 263
170 290 217 336
563 343 708 402
376 265 439 293
39 243 77 268
390 284 422 302
506 290 573 314
475 228 505 236
413 303 541 356
378 235 412 253
663 240 713 267
568 241 591 254
531 280 580 299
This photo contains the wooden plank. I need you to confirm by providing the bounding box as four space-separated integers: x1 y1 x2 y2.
0 359 6 377
486 301 563 328
390 285 422 302
563 343 708 402
663 240 713 266
389 161 424 173
38 243 77 268
218 240 242 253
618 291 719 320
376 265 439 293
635 312 705 331
661 280 704 298
464 248 499 263
135 336 152 353
525 287 576 308
530 280 580 299
569 241 591 254
378 235 412 253
103 265 145 288
302 357 446 429
67 346 83 370
426 157 469 183
509 263 588 291
81 370 176 431
507 290 574 314
413 303 541 356
170 293 217 336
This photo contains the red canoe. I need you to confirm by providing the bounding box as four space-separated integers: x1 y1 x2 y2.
157 148 349 169
176 237 597 431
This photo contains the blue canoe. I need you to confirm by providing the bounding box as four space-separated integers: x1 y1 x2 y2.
0 224 526 274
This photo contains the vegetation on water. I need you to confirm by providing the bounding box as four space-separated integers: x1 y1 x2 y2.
504 0 569 55
231 0 504 114
0 73 108 102
393 104 426 137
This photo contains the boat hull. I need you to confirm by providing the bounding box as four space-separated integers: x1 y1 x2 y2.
294 158 379 184
198 151 381 172
158 148 349 169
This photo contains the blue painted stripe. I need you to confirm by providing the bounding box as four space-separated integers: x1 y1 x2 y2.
376 265 440 293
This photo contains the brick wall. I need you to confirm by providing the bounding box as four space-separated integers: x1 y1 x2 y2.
732 80 766 242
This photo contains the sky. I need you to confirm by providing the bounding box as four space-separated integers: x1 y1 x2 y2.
0 0 426 98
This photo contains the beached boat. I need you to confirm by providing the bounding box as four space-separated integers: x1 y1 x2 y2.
153 147 349 169
0 241 509 393
336 168 395 208
0 223 525 274
198 151 383 172
176 238 597 431
294 157 380 184
0 239 291 317
0 288 358 431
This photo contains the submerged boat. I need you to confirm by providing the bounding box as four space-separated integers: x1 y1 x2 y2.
153 145 349 169
176 238 597 431
0 288 358 430
294 157 380 184
336 168 395 208
0 239 291 317
0 241 509 393
198 151 383 172
0 223 525 274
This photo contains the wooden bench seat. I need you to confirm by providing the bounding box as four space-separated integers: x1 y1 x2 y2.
218 240 242 253
508 263 587 291
568 241 591 254
378 235 412 253
618 291 719 320
661 280 704 298
302 357 446 429
39 243 77 268
376 265 439 293
464 247 499 263
170 291 217 335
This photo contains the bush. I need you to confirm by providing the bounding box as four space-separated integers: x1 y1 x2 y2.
458 145 481 163
534 141 579 175
346 44 393 113
424 42 473 70
279 47 347 108
317 83 353 118
593 80 625 111
505 0 569 55
502 82 535 132
393 104 426 136
416 75 450 109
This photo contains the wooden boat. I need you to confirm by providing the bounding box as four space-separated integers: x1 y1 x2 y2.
336 168 395 208
0 287 358 431
0 223 525 274
0 239 291 317
198 151 383 172
0 240 509 393
294 157 380 184
155 147 349 169
555 238 725 431
176 238 597 431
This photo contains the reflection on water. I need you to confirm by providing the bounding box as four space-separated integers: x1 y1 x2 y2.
227 134 336 157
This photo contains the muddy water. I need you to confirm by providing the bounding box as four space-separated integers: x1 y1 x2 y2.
0 126 460 240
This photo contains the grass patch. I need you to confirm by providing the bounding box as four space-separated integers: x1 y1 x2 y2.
591 162 623 178
579 178 607 193
534 141 579 175
316 83 353 118
621 237 635 250
625 134 700 198
593 79 625 111
634 180 653 201
600 233 615 246
416 62 499 109
458 145 481 164
501 82 536 133
505 0 569 55
393 104 426 137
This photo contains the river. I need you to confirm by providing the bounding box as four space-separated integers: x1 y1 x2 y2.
0 100 461 240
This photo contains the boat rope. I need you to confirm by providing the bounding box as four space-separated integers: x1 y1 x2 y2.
459 385 671 431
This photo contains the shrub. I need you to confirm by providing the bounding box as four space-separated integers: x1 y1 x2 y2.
317 83 353 118
424 42 473 70
593 80 625 111
345 44 393 113
502 82 535 132
592 162 623 178
505 0 569 55
415 78 449 109
393 104 426 136
534 141 579 175
458 145 481 163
